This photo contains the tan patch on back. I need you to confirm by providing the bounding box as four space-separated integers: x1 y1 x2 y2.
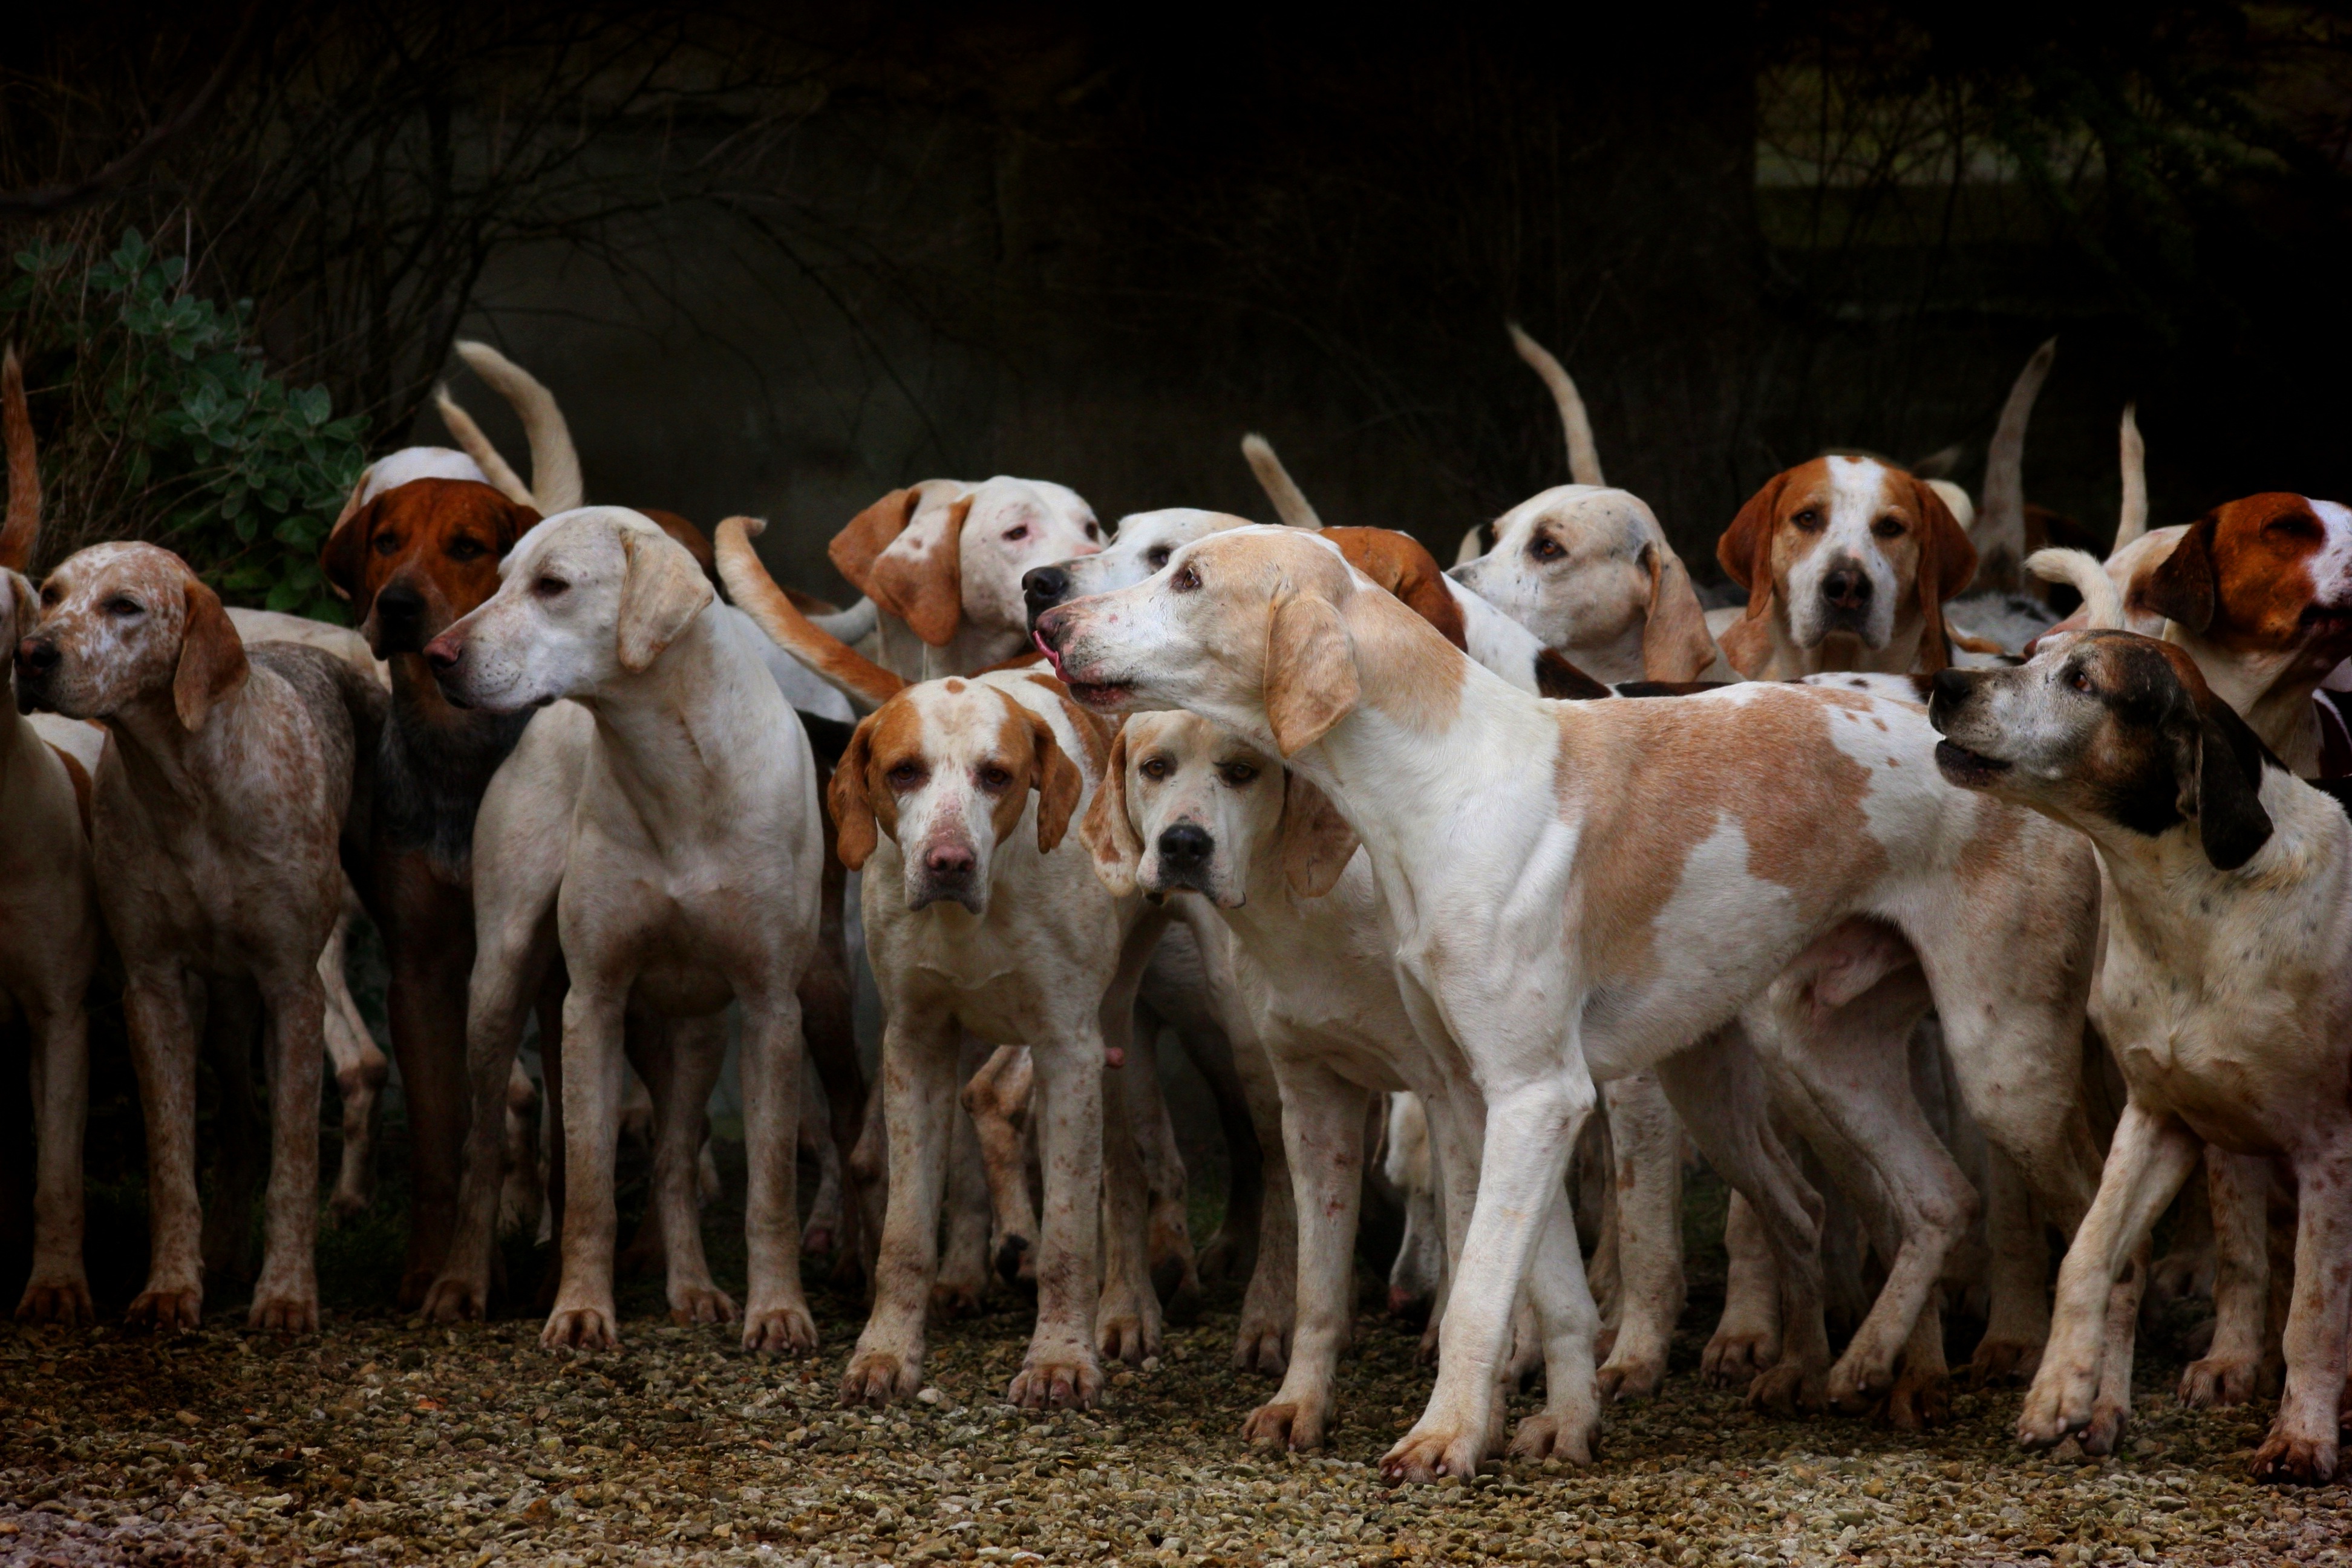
1560 689 1888 984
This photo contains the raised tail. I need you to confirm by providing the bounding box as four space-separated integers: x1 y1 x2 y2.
715 516 906 709
452 340 584 514
1507 322 1603 486
1240 433 1324 529
1 345 37 572
1976 336 2057 590
2027 547 2125 631
433 382 535 507
2112 404 2148 552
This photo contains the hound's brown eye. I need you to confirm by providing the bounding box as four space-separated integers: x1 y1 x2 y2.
1146 547 1171 568
1084 523 1101 541
446 537 487 562
534 576 568 598
39 586 58 607
1138 756 1171 781
373 534 402 556
1792 509 1822 532
1870 516 1904 539
1218 762 1259 787
1171 565 1201 592
2068 671 2092 693
978 765 1013 791
105 596 143 617
1004 526 1028 542
886 762 924 789
1530 537 1564 563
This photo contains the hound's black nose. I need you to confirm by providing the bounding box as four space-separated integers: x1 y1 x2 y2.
1822 565 1872 611
374 582 427 650
16 636 59 675
1157 822 1214 868
1023 565 1071 629
1928 667 1971 714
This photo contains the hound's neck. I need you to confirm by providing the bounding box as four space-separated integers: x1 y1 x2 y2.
2087 769 2339 959
576 607 775 841
101 691 252 811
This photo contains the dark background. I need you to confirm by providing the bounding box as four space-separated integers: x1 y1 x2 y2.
7 2 2352 598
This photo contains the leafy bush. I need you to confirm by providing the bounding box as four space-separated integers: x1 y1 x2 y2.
2 226 368 619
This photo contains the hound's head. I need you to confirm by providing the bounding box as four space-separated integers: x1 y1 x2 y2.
1927 629 2276 871
1717 456 1976 672
1021 509 1251 631
1034 526 1462 760
319 477 540 657
828 673 1098 914
16 542 247 729
830 477 1102 647
1451 485 1719 682
2135 495 2352 667
1079 710 1357 909
422 507 713 711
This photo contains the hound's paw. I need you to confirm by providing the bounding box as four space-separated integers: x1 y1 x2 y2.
1230 1318 1290 1377
1596 1348 1666 1404
1743 1361 1827 1416
1702 1330 1778 1388
840 1351 918 1406
15 1279 96 1328
249 1291 319 1335
1241 1399 1328 1453
125 1289 203 1333
1507 1411 1598 1467
2014 1364 2099 1449
1827 1353 1898 1416
742 1304 819 1355
1008 1349 1102 1411
540 1304 621 1351
1968 1336 2043 1388
2251 1425 2338 1486
1098 1310 1158 1367
2180 1353 2257 1408
420 1274 490 1324
1875 1365 1951 1431
800 1224 835 1258
929 1276 987 1321
668 1284 740 1327
1380 1423 1482 1485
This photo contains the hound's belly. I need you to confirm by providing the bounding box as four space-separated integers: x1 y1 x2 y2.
629 963 736 1018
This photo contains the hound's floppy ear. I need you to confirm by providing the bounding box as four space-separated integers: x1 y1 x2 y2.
2161 689 2273 871
828 486 921 598
1717 472 1787 622
1638 537 1721 682
826 713 883 871
174 575 249 731
1080 723 1142 897
1907 476 1979 676
319 492 382 603
2140 512 2218 635
616 524 715 673
1022 707 1086 854
1264 592 1359 757
869 495 969 647
494 497 542 555
1327 528 1466 650
1279 770 1359 898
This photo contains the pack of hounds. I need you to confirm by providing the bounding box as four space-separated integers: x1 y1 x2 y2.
5 325 2351 1492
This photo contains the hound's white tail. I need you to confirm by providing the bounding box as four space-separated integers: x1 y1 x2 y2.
1976 336 2057 589
2113 405 2148 552
452 340 584 514
714 516 906 710
1508 322 1604 487
432 384 535 508
1241 433 1324 529
0 345 37 572
2027 547 2125 631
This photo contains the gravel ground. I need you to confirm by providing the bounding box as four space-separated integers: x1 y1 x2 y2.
4 1268 2346 1568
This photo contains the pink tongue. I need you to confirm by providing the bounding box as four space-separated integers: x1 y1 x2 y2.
1034 631 1065 675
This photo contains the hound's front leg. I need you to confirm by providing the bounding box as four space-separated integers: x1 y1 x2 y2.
2017 1101 2197 1449
2182 1149 2271 1408
1595 1073 1682 1403
1384 1071 1593 1485
738 985 817 1352
122 972 204 1331
19 996 93 1325
1506 1186 1603 1465
1242 1056 1367 1452
650 1014 735 1326
1010 1019 1108 1410
250 964 328 1333
2250 1144 2352 1485
843 1013 962 1403
543 985 630 1350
